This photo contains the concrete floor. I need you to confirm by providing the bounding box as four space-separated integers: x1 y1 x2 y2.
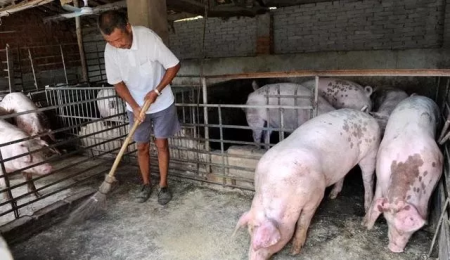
7 165 433 260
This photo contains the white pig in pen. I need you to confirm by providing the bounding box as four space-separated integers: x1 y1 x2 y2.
244 82 335 146
245 78 375 147
96 88 127 123
363 95 443 253
0 92 60 156
0 119 53 201
234 108 381 259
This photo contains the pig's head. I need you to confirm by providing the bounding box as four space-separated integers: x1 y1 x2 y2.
234 211 284 260
335 85 373 113
367 198 426 253
356 85 374 113
11 139 52 175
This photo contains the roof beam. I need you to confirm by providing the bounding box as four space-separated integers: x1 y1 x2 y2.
0 0 55 17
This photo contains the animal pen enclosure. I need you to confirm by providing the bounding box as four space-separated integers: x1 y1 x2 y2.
0 70 450 259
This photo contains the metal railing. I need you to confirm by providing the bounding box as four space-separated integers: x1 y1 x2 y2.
0 70 448 259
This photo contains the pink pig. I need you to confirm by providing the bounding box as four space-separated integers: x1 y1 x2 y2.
0 119 53 201
363 95 443 253
234 108 381 259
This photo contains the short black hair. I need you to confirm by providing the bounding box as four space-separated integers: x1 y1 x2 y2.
97 10 128 35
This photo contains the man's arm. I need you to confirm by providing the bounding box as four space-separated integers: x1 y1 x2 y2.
144 62 181 102
155 62 181 93
114 81 140 110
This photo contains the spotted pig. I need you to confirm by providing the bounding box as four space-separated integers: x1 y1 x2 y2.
363 95 443 253
235 108 381 259
301 77 373 112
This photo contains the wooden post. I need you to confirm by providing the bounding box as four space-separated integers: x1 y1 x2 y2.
5 44 15 93
74 0 88 83
126 0 169 45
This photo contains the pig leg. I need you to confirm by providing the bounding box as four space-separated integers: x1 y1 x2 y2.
358 151 377 212
291 188 324 255
0 173 12 201
246 113 265 145
362 184 384 229
24 173 41 198
329 178 344 199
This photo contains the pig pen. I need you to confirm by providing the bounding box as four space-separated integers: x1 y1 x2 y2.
0 71 449 260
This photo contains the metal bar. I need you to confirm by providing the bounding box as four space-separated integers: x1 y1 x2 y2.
314 75 319 117
28 48 38 91
218 105 226 186
59 44 69 85
202 77 210 153
5 44 14 93
183 69 450 79
0 148 19 219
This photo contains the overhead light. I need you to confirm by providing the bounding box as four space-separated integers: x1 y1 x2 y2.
174 16 203 22
269 6 277 9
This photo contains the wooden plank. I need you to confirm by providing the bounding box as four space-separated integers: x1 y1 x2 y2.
5 45 14 93
0 0 55 17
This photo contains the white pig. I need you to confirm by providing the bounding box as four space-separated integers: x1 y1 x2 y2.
0 120 53 201
235 108 381 259
245 82 335 145
301 77 374 112
369 87 408 133
96 88 125 122
0 92 56 143
363 95 443 253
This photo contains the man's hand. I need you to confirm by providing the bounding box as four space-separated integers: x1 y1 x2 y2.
144 90 159 105
132 106 145 124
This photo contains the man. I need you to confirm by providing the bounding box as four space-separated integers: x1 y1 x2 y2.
98 10 181 205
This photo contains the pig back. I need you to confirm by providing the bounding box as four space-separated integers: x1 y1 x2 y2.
301 78 373 111
252 83 317 130
266 108 380 184
383 95 439 141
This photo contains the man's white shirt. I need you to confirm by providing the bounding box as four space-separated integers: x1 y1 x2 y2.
105 25 180 114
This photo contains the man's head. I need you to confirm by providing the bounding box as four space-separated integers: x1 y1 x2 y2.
98 10 133 49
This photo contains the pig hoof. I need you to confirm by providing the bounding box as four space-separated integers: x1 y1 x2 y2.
34 192 42 198
290 247 302 256
329 191 339 199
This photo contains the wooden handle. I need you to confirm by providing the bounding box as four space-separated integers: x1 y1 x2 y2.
107 100 152 178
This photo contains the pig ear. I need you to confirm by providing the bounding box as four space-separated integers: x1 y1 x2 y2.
365 197 389 230
233 211 251 237
37 139 49 147
364 86 373 97
394 204 426 233
252 219 281 251
252 81 259 91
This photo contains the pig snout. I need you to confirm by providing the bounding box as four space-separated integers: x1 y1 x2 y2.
38 163 52 174
28 162 52 175
387 226 410 253
249 248 272 260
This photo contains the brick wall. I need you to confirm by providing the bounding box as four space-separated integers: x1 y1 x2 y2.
0 9 76 48
274 0 444 53
169 16 257 59
0 9 81 90
167 0 446 58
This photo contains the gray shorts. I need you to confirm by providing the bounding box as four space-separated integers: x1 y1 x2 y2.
127 102 181 143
